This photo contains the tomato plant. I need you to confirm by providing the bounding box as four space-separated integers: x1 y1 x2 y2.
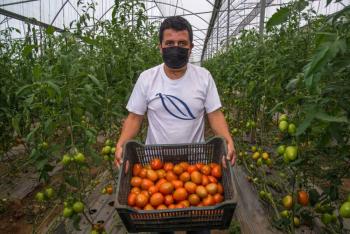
204 0 350 232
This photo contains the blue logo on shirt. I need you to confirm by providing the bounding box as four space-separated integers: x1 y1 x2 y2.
157 93 196 120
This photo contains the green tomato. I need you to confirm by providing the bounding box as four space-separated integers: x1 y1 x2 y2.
102 146 111 155
279 114 288 123
252 152 260 160
35 192 45 202
280 210 290 218
63 207 73 218
265 158 272 167
339 202 350 218
282 195 293 210
347 194 350 202
285 146 298 161
74 153 86 163
283 152 290 163
110 147 116 154
266 192 272 200
321 213 333 225
62 154 71 165
288 123 296 135
91 230 99 234
105 139 113 146
45 187 55 199
251 146 257 152
257 158 263 167
41 141 48 149
246 122 251 128
279 121 289 132
73 201 84 213
250 121 256 128
293 217 300 227
103 155 110 161
259 190 266 199
277 145 286 155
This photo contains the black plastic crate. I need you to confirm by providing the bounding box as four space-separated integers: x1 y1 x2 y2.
115 137 237 232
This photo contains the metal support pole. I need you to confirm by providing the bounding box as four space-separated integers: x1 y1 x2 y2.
132 0 134 30
211 34 213 58
216 18 219 53
226 0 230 47
259 0 266 36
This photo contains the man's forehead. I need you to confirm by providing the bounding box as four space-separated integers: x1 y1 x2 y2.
163 29 190 40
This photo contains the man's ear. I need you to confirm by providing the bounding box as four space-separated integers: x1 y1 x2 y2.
189 43 194 54
158 43 162 53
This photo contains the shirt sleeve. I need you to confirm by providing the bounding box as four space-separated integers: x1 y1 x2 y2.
126 74 147 115
204 72 222 113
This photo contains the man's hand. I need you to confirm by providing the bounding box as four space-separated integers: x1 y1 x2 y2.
226 140 236 166
114 145 123 168
114 113 144 168
207 110 236 167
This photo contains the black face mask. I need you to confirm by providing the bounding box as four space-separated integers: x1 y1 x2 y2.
162 47 189 69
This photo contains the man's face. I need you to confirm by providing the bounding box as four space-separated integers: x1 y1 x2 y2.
159 29 193 53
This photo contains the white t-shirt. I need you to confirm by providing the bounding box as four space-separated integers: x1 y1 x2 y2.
126 63 222 145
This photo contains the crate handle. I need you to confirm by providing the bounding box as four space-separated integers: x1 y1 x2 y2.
124 160 130 174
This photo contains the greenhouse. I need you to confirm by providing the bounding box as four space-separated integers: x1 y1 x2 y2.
0 0 350 233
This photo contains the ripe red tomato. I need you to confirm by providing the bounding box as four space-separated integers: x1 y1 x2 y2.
151 158 163 170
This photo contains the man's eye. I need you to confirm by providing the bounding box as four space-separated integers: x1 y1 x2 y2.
166 42 174 46
179 42 186 46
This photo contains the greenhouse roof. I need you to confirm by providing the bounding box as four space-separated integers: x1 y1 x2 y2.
1 0 349 64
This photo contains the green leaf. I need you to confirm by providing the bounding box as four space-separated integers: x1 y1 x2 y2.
16 84 35 96
315 112 348 123
44 119 55 136
266 7 290 30
65 175 79 188
269 102 284 114
87 74 102 89
308 189 320 206
43 81 61 96
285 78 299 90
45 26 55 35
33 64 42 80
304 39 347 85
26 125 40 142
11 117 21 136
81 36 97 45
296 110 316 136
22 45 35 57
72 214 81 231
36 158 48 170
294 0 308 11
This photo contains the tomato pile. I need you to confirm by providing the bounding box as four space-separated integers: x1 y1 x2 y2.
127 159 224 210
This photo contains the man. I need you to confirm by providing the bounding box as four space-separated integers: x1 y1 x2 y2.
114 16 235 232
115 16 235 167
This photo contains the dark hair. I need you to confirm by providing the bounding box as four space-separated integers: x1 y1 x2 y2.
159 16 193 44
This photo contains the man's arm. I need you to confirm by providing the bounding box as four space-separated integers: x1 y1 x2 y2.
114 112 144 167
207 109 236 166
